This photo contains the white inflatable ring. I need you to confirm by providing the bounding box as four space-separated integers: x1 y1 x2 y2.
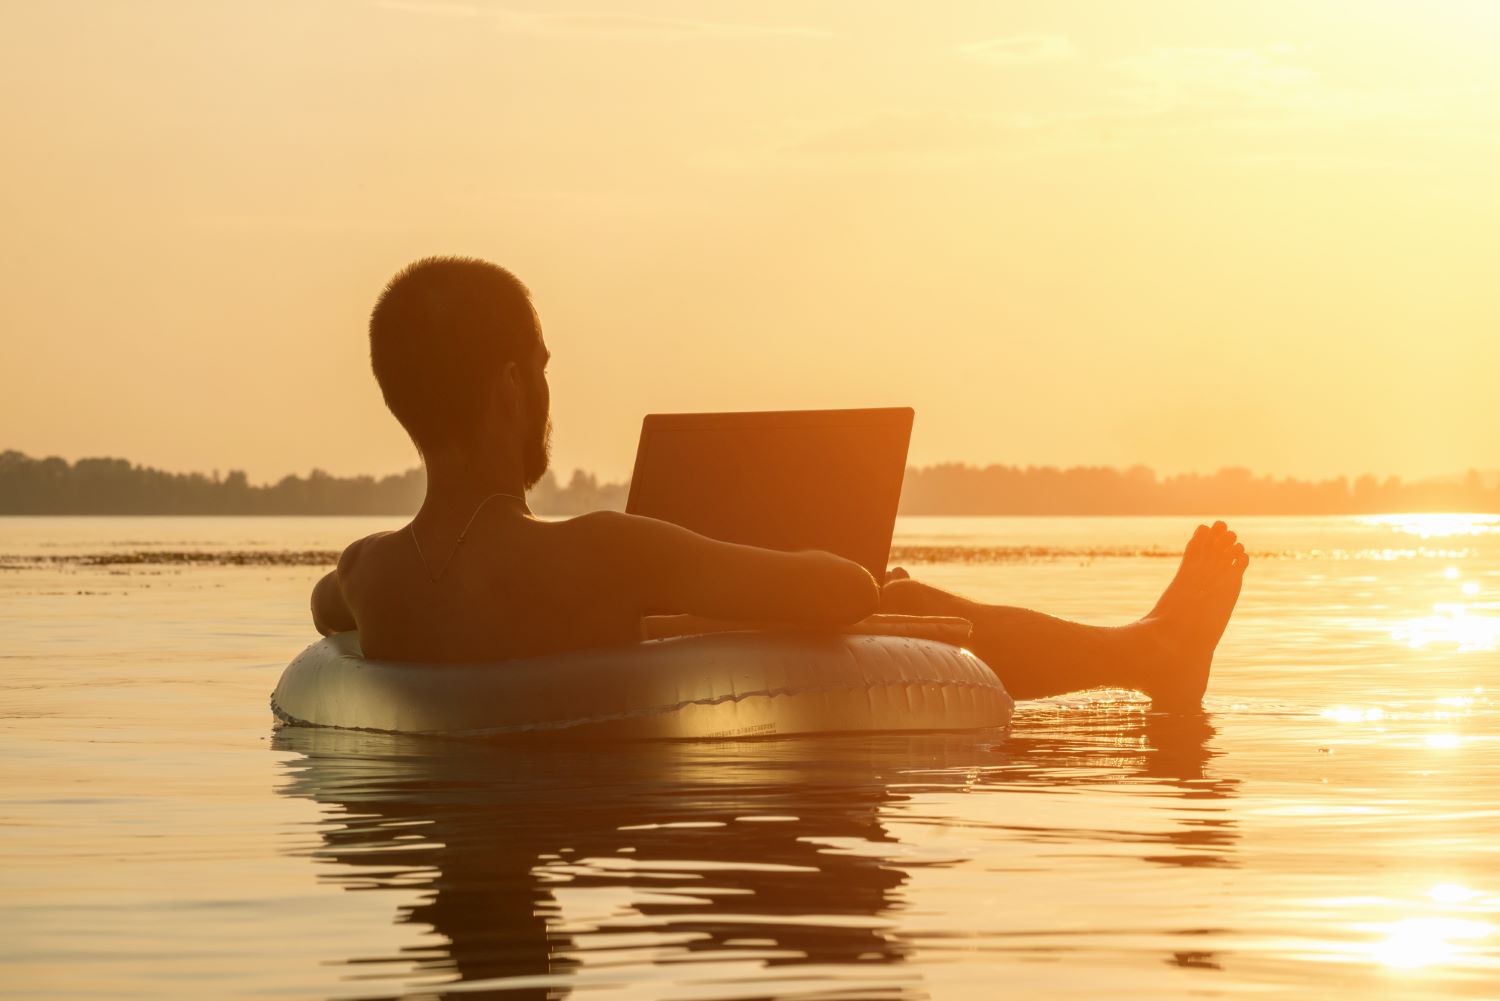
271 631 1013 739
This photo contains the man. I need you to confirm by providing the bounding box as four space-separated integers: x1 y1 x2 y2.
312 257 1247 708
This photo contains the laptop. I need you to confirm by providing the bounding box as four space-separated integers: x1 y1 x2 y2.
625 407 913 583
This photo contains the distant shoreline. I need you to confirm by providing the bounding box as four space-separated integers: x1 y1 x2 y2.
2 450 1496 516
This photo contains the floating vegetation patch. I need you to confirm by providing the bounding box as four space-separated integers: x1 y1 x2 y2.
887 545 1283 565
0 543 1473 571
0 549 341 569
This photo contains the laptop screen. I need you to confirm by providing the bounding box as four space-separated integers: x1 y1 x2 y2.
625 407 913 582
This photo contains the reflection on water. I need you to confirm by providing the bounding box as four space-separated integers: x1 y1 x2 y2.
273 711 1231 998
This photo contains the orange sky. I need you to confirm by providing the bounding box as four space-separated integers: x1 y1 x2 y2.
3 1 1497 484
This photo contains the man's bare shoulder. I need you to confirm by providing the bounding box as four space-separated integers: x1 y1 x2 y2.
311 532 395 637
557 509 661 532
336 530 399 581
556 509 700 548
553 510 655 549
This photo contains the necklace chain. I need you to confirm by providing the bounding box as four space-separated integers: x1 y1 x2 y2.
409 491 526 583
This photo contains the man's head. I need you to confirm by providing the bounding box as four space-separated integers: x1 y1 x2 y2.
369 257 551 487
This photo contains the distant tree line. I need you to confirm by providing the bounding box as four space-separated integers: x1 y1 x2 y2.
0 451 625 516
898 463 1500 515
0 450 1494 516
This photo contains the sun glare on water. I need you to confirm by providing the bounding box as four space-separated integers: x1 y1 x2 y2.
1338 514 1499 979
1375 916 1494 971
1392 605 1500 652
1364 514 1500 540
1357 520 1500 652
1428 884 1478 905
1360 885 1496 974
1321 706 1386 723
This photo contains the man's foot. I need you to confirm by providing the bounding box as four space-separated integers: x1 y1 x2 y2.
1137 522 1248 708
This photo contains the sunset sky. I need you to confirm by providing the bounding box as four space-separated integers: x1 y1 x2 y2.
3 0 1497 484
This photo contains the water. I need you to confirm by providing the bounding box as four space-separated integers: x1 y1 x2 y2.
3 515 1498 999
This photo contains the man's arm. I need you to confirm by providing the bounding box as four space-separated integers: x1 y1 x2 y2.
584 511 880 626
310 570 356 636
310 537 374 636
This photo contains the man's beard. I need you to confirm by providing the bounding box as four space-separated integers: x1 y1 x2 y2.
520 390 552 491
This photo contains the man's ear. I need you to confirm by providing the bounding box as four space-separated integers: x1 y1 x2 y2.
498 360 524 417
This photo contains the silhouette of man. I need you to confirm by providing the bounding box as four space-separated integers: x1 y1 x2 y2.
311 257 1247 707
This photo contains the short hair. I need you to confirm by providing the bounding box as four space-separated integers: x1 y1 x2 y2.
369 257 540 453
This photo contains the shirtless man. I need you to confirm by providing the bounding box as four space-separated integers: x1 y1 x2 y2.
312 257 1248 709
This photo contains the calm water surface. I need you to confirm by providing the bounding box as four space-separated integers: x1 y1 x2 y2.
3 515 1498 999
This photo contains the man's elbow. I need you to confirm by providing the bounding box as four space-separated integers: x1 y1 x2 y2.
310 571 356 636
310 589 338 636
823 559 881 625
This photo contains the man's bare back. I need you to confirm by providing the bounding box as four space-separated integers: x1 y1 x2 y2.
316 503 881 662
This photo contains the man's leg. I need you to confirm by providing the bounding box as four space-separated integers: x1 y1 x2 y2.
880 522 1248 708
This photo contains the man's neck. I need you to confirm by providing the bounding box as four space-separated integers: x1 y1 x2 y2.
420 444 533 519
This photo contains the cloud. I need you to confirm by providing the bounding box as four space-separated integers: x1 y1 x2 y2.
738 42 1484 174
1111 46 1318 116
1104 44 1473 143
763 43 1440 172
785 111 1012 161
373 0 482 15
510 11 828 41
372 1 829 41
958 34 1077 65
766 110 1120 169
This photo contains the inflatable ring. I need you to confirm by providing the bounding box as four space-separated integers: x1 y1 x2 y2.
271 631 1013 739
